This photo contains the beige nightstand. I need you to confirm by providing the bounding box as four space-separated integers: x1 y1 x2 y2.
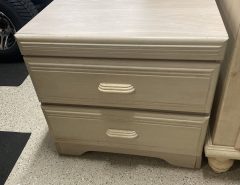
16 0 228 168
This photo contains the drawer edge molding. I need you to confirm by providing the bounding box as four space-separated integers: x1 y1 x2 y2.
42 105 209 128
17 38 227 61
27 57 220 113
43 108 102 119
42 105 209 158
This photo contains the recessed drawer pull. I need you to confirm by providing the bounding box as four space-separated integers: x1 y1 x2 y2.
106 129 138 139
98 83 135 94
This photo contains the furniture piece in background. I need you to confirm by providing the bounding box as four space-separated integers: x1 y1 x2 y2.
205 0 240 173
16 0 227 168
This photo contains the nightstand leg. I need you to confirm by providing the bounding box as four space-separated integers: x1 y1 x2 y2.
208 157 234 173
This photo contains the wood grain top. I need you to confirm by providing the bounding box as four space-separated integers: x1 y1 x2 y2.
16 0 228 60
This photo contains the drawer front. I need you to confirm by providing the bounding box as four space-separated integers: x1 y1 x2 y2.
27 57 219 113
42 105 209 156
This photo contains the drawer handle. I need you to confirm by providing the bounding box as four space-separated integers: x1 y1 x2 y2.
106 129 138 139
98 83 135 94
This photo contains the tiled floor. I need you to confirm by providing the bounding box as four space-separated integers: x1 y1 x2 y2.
1 64 240 185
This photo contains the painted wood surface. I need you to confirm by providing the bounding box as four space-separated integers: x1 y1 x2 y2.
16 0 228 60
15 0 227 169
26 57 220 113
211 0 240 147
43 104 209 168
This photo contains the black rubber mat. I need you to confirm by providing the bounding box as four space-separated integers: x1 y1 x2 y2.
0 59 28 86
0 131 31 185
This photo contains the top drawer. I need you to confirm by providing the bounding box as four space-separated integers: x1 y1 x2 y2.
26 57 219 113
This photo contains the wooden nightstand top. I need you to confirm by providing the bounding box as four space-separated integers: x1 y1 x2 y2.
16 0 228 60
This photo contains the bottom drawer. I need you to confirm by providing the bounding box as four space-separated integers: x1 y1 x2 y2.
42 105 209 156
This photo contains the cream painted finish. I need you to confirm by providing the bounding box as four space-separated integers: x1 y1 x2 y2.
17 0 227 39
56 142 199 168
16 0 228 60
205 132 239 173
205 0 240 173
25 57 220 113
16 0 227 168
43 105 209 168
208 158 234 173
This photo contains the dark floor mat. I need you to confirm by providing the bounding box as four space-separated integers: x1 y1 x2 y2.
0 131 31 185
0 58 28 86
